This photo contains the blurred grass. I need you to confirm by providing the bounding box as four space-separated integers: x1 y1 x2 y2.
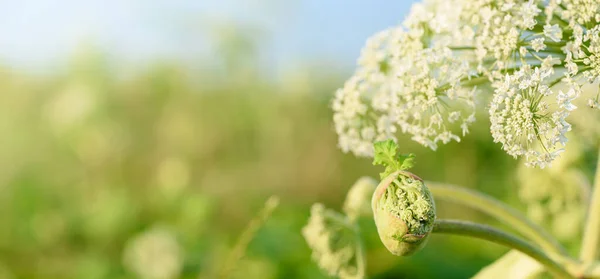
0 39 562 279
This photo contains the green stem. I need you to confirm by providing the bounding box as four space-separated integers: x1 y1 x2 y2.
433 220 576 279
580 147 600 263
330 210 367 278
219 196 279 279
435 75 488 94
427 182 568 256
449 46 476 51
354 231 366 278
548 76 566 88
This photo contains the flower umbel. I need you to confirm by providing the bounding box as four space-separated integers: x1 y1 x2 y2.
332 21 479 156
332 0 600 167
489 66 579 168
302 204 364 279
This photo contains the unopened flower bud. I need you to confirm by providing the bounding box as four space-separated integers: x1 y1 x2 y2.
343 177 378 221
371 171 435 256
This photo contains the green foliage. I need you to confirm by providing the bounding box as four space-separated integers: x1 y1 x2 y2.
373 140 416 179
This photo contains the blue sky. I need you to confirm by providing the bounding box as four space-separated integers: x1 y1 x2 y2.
0 0 416 73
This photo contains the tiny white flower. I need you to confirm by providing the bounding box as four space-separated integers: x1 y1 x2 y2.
519 46 528 57
544 24 563 42
448 111 461 123
489 66 576 167
531 38 546 52
557 89 578 111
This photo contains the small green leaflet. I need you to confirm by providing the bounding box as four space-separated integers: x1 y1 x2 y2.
372 140 415 179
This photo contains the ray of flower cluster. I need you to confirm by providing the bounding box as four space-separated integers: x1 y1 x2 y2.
333 0 600 167
489 63 579 168
302 204 362 279
333 0 479 157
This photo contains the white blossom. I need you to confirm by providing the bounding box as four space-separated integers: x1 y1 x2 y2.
558 0 599 25
332 0 600 167
302 204 362 279
544 24 563 42
332 20 479 156
489 66 577 168
531 38 546 52
580 26 600 81
557 89 578 111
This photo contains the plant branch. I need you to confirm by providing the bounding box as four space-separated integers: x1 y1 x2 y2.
433 220 575 279
354 230 366 278
427 182 568 256
580 147 600 263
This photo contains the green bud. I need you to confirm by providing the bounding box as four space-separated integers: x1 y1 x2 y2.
371 171 436 256
343 177 378 221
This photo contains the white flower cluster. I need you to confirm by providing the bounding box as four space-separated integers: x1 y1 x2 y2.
467 0 544 70
333 1 479 156
302 204 362 279
334 0 600 167
489 63 579 167
555 0 600 26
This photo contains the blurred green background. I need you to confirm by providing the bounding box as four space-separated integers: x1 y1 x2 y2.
0 1 597 279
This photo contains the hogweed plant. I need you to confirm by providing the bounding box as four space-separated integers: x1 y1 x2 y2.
303 0 600 278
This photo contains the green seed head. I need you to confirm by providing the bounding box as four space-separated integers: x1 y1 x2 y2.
371 171 436 256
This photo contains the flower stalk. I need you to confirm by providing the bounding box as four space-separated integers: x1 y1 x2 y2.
427 182 568 256
433 220 576 279
580 146 600 263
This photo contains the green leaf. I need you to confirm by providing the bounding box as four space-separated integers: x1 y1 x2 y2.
373 140 400 168
473 250 543 279
372 140 416 178
399 153 416 170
